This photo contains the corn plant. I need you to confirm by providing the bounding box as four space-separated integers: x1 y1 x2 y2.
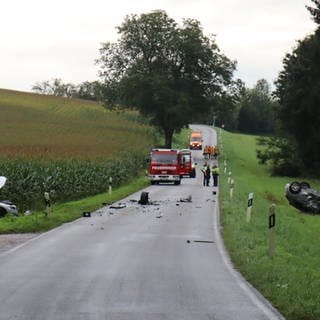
0 151 146 212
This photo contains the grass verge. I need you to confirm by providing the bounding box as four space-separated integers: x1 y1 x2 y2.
218 128 320 320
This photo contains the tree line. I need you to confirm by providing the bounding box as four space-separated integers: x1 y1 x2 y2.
32 78 104 101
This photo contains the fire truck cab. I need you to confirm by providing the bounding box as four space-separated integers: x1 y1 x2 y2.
148 148 196 185
179 149 196 178
148 149 181 185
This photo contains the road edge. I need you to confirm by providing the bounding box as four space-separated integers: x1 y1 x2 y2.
213 191 286 320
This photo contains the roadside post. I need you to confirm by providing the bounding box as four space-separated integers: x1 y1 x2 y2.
44 191 51 217
246 192 254 223
108 177 113 196
227 171 232 184
229 179 234 199
269 203 276 258
224 160 227 174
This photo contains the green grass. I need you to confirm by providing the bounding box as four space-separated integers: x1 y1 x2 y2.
218 129 320 320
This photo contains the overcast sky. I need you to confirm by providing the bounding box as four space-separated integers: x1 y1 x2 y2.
0 0 316 92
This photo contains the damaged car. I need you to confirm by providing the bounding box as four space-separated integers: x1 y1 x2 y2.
285 181 320 214
0 176 18 217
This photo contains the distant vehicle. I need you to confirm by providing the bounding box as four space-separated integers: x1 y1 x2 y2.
189 131 203 150
285 181 320 214
0 176 18 217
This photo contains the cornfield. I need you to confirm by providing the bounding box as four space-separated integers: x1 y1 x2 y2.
0 89 156 211
0 152 146 211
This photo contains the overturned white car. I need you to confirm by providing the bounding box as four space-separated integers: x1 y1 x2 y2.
0 176 18 217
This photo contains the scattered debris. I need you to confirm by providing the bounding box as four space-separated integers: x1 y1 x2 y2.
193 240 214 243
83 211 91 217
179 195 192 203
109 203 126 209
187 240 191 243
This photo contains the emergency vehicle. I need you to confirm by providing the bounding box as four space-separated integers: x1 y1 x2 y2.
148 149 196 184
189 131 203 150
179 149 196 178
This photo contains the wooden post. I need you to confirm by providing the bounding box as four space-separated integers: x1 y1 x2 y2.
269 203 276 258
246 192 254 223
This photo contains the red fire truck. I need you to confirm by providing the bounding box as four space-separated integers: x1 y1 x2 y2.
148 149 196 185
179 149 196 178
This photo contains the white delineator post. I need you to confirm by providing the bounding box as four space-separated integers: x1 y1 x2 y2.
227 171 232 184
246 192 254 223
229 179 234 199
269 203 276 258
108 177 113 196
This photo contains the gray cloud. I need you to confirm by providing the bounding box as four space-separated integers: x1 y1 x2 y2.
0 0 316 91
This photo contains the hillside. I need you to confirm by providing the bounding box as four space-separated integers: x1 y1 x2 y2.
0 89 153 159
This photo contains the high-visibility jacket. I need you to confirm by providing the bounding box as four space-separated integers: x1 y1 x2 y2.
212 167 219 175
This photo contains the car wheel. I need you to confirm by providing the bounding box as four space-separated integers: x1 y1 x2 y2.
0 207 7 218
289 181 301 194
300 182 311 189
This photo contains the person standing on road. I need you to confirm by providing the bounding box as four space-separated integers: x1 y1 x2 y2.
212 164 219 187
201 163 207 186
201 162 211 186
205 164 211 186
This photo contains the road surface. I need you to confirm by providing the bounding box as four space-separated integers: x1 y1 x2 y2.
0 125 284 320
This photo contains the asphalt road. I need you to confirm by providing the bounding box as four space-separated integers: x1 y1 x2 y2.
0 125 284 320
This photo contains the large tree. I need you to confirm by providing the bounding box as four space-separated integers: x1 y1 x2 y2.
237 79 275 134
275 29 320 169
97 10 235 147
